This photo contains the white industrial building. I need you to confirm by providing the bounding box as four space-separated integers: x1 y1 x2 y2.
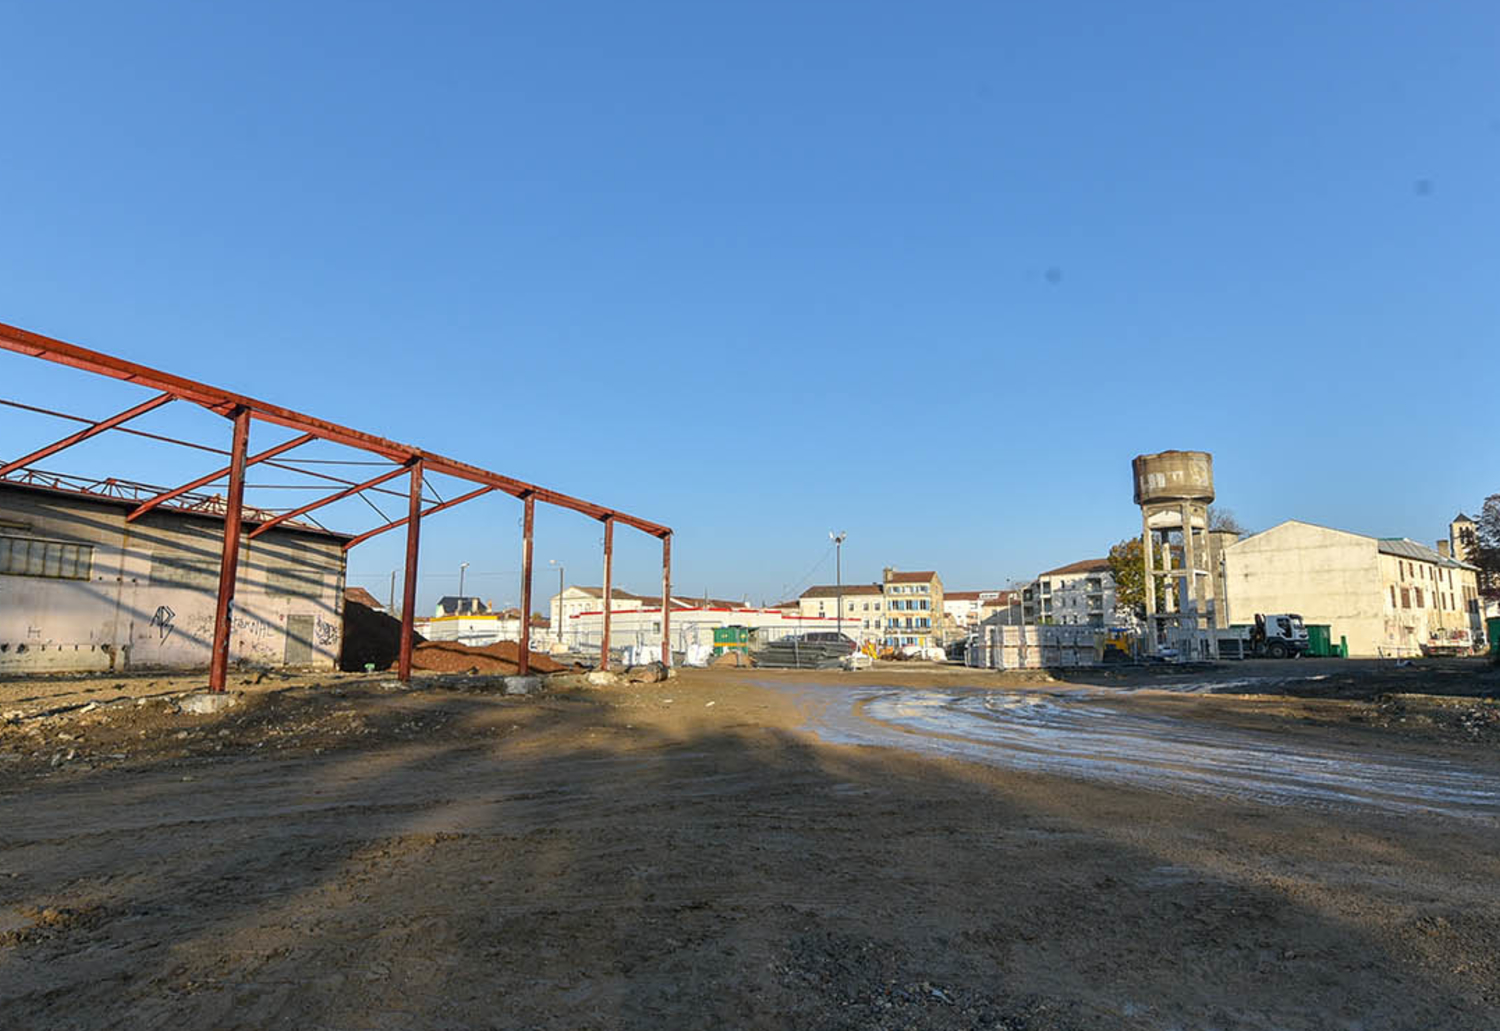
0 481 346 674
415 603 551 650
555 596 851 657
1223 520 1484 658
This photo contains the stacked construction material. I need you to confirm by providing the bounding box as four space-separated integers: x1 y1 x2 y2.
750 635 854 669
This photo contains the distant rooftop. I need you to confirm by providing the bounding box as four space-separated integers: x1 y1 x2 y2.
1377 537 1475 570
801 583 883 599
885 570 939 584
1039 558 1110 577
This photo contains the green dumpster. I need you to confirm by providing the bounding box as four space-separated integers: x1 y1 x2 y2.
713 625 749 656
1305 624 1332 657
1488 617 1500 655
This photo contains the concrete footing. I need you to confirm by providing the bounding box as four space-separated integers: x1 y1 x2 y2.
179 693 239 715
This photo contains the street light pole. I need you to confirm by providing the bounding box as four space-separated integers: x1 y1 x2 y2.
549 559 564 649
830 532 847 642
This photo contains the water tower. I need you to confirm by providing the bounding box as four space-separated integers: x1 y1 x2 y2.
1132 450 1217 658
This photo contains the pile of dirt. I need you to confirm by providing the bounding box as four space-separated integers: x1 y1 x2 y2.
411 639 569 675
709 650 752 669
339 601 419 672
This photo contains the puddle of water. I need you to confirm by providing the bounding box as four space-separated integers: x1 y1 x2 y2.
779 684 1500 820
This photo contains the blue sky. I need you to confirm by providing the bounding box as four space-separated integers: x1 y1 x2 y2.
2 1 1496 612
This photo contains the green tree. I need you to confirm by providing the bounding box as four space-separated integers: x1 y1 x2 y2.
1108 537 1168 617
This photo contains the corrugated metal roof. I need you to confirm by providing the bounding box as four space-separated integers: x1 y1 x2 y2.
1377 538 1477 570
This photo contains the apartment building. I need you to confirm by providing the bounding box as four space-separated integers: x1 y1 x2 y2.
943 590 1009 631
1021 559 1116 627
797 583 884 642
882 568 944 648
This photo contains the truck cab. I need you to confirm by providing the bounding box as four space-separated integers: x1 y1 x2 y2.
1253 613 1308 658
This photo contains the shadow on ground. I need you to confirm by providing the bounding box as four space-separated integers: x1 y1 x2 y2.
1 679 1497 1030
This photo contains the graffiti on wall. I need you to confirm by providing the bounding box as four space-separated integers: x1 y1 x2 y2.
149 605 176 644
314 616 339 647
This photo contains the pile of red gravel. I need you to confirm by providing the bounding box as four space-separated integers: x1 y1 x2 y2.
410 639 570 675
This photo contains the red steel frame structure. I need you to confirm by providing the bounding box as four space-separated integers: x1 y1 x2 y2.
0 320 673 689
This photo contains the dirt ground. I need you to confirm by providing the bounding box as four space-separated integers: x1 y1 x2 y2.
1 659 1497 1030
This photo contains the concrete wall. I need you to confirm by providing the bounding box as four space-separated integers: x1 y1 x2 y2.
1223 521 1384 656
0 486 345 674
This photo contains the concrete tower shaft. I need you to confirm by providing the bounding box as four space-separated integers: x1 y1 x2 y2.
1133 450 1220 658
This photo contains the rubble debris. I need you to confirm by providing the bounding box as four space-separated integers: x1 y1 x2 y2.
624 662 669 684
179 693 239 715
502 676 541 696
410 640 569 676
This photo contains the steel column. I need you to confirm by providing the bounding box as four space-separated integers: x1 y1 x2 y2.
518 494 535 675
0 392 175 478
600 517 614 671
208 407 251 692
661 534 672 666
397 461 424 682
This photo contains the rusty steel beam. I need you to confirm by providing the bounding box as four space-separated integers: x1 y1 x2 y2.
600 516 614 672
127 433 317 523
518 494 535 676
339 484 496 551
0 396 229 456
208 408 250 692
257 458 428 505
245 462 411 540
0 320 671 538
397 461 424 683
0 392 175 479
661 533 672 666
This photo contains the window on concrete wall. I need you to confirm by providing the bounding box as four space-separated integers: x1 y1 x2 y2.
1415 588 1424 608
0 537 94 580
1401 588 1410 608
1390 585 1397 608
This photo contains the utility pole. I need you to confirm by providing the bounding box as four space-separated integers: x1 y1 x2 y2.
830 531 847 642
389 570 396 613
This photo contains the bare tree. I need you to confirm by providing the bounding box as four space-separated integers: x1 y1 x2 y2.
1466 494 1500 600
1207 505 1249 536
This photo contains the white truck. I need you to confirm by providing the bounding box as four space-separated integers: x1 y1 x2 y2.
1216 613 1309 659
